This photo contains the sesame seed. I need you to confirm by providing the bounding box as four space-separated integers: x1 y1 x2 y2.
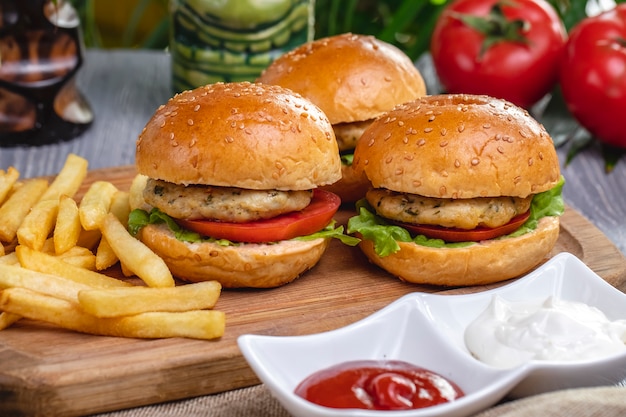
457 124 465 133
471 158 480 166
385 156 393 164
424 127 433 133
187 119 194 126
368 138 375 147
225 136 234 143
440 141 448 147
440 128 447 136
194 105 200 112
519 130 528 138
528 157 534 166
395 168 404 175
413 180 422 187
439 185 447 195
454 159 461 167
417 138 426 146
497 146 504 154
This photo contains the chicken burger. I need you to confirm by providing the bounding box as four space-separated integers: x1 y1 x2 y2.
347 94 564 286
257 33 427 202
129 82 357 288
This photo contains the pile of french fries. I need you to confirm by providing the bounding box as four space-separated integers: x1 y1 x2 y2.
0 154 225 340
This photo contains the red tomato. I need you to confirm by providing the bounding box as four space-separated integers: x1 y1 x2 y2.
176 189 340 243
559 5 626 148
396 211 530 242
430 0 567 108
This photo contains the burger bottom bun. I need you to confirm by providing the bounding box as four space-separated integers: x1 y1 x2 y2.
138 223 330 288
358 216 561 286
321 163 371 204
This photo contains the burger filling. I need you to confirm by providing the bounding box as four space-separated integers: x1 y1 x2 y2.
347 177 565 256
143 179 313 222
333 120 372 153
366 189 532 230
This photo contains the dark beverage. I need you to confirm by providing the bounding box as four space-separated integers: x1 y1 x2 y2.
0 0 92 146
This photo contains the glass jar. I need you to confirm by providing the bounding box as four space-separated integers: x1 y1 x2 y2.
169 0 315 92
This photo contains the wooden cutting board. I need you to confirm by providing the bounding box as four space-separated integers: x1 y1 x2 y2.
1 165 625 417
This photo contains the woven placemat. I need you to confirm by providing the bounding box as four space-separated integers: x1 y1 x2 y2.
93 384 626 417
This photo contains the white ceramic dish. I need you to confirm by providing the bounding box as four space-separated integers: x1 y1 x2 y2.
238 252 626 417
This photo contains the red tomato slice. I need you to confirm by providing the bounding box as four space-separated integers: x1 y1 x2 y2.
176 189 341 243
395 211 531 243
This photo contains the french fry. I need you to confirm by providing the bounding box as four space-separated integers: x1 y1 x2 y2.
16 245 131 288
128 174 149 211
0 179 48 242
100 213 174 287
39 153 88 201
0 252 18 265
0 262 92 302
54 195 82 254
78 181 118 230
17 199 59 251
78 280 222 318
0 167 20 205
95 236 118 271
109 191 131 224
56 246 97 270
0 287 226 340
0 311 21 330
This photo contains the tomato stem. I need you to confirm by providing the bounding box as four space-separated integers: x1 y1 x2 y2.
451 1 530 57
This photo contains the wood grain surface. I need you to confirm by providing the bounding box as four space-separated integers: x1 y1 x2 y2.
0 165 625 417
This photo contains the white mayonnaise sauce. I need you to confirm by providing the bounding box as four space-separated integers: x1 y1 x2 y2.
464 295 626 368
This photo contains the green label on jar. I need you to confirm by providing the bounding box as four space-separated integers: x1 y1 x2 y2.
170 0 314 92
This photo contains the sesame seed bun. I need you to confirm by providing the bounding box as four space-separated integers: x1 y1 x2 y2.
137 223 330 288
358 216 560 286
354 94 561 199
257 33 427 202
351 94 562 286
136 82 341 190
257 33 427 124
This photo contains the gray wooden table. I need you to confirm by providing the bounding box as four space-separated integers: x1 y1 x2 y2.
1 48 624 255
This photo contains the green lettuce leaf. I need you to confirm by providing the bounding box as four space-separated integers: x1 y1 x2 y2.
347 176 565 257
128 208 360 246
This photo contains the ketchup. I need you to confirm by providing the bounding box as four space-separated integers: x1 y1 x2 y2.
294 360 464 410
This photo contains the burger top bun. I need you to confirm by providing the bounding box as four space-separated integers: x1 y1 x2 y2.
354 94 561 199
136 82 341 191
257 33 427 124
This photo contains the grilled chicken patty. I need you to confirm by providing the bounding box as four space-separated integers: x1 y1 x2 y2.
366 188 532 229
333 120 372 152
143 179 313 222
